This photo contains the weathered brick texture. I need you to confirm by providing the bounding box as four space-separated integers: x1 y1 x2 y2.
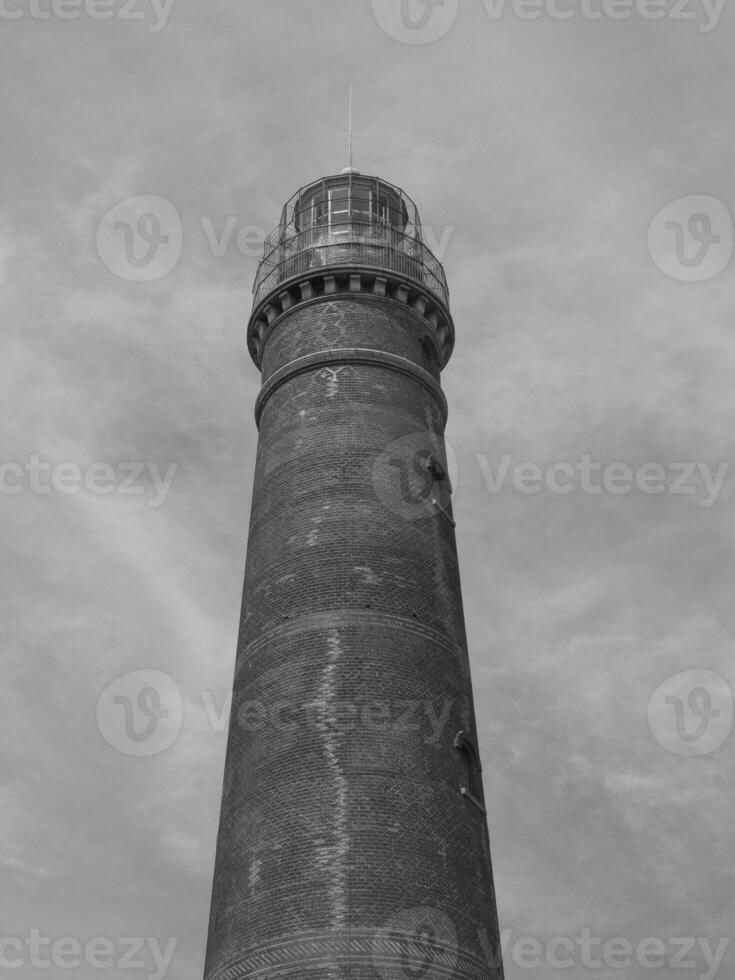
204 216 503 980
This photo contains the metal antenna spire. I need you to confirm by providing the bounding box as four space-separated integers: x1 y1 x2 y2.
341 85 358 175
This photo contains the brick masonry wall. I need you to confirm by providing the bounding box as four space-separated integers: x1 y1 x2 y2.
204 293 504 980
260 296 441 381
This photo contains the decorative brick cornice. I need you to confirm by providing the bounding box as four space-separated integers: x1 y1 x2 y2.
254 348 448 428
207 928 501 980
247 266 455 371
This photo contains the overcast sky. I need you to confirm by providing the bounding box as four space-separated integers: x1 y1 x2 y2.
2 2 734 979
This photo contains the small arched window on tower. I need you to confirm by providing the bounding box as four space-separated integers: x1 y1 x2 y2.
454 731 486 814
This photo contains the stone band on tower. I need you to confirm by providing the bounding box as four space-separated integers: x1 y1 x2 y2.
204 171 504 980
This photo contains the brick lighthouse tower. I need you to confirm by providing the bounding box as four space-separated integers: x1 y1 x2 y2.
204 170 504 980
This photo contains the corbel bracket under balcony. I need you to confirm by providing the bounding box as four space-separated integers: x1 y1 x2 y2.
246 266 455 371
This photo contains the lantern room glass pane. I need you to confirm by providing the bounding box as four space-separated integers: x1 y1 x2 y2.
294 190 327 231
328 185 350 233
351 187 373 223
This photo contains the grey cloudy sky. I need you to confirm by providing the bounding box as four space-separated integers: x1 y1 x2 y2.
2 1 734 978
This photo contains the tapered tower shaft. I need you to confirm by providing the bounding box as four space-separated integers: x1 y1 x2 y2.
204 172 504 980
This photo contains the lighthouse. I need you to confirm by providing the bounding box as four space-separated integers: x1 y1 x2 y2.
204 170 504 980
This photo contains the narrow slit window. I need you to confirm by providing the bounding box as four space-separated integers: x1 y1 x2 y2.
421 337 439 376
454 731 486 813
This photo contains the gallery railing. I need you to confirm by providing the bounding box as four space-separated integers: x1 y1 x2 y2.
252 217 449 309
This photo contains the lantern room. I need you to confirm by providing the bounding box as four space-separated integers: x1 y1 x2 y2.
292 171 411 236
252 171 449 314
